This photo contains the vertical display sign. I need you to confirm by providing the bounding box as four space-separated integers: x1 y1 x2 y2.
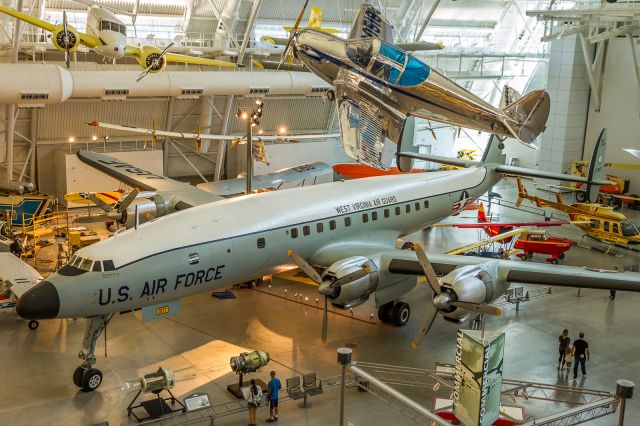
453 330 505 426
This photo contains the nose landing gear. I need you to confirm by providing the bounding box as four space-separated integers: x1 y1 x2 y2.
73 314 113 392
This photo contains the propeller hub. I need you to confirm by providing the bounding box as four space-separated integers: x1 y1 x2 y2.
318 282 335 298
433 292 451 309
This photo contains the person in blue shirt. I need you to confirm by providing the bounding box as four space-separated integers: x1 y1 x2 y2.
266 370 282 422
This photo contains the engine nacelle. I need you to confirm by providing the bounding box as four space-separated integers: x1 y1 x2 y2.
52 24 80 53
121 195 168 228
439 262 504 322
137 45 168 73
323 256 378 309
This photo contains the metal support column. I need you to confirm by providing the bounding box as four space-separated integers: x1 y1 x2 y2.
6 104 15 181
198 96 214 153
578 33 602 111
626 34 640 91
245 119 252 194
214 96 233 181
414 0 441 42
30 108 37 185
163 96 175 176
236 0 262 65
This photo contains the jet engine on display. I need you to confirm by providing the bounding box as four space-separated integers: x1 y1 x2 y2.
230 351 271 375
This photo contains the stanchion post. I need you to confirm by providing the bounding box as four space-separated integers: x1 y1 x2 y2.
616 379 634 426
337 347 353 426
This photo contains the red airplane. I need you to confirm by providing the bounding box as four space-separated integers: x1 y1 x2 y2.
440 203 574 263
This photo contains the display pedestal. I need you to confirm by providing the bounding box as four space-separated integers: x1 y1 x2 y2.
227 373 267 399
453 330 505 426
127 389 186 422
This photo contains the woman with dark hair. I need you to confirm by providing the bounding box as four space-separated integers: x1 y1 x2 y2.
557 329 570 370
247 378 263 426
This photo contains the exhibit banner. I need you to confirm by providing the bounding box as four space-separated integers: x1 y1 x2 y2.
452 329 505 426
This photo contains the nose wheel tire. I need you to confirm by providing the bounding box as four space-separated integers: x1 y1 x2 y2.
390 302 410 326
558 253 565 260
27 320 39 330
81 368 103 392
550 258 559 265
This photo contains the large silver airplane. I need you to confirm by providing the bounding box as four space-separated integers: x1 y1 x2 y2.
288 4 550 170
15 136 640 392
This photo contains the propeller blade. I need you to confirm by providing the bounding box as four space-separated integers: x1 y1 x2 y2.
63 11 71 69
117 188 139 213
88 193 114 213
321 296 328 343
450 301 501 316
136 65 153 82
411 305 438 349
159 42 174 58
413 243 441 295
278 0 309 69
287 250 322 284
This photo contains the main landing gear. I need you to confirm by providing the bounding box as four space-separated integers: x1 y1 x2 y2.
72 314 113 392
377 301 411 326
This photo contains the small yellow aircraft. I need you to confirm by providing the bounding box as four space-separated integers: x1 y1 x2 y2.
64 191 123 206
516 177 640 246
0 1 237 79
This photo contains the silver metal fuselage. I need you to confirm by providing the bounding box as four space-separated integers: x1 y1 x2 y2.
294 29 512 137
45 167 499 318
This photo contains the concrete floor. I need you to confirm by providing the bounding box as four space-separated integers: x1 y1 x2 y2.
0 178 639 425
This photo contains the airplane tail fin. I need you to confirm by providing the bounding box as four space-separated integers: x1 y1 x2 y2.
515 177 527 207
308 6 323 28
477 203 487 222
499 89 550 147
585 129 607 203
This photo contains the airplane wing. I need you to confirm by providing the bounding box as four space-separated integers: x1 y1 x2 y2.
196 162 332 196
436 220 573 229
623 148 640 160
163 52 237 69
0 253 43 300
444 229 525 255
76 150 224 206
87 121 340 142
0 5 101 48
64 191 122 206
384 250 640 292
124 46 237 69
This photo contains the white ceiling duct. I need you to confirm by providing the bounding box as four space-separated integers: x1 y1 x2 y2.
0 64 331 105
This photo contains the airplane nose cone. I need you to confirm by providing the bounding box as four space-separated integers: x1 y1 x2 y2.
16 281 60 319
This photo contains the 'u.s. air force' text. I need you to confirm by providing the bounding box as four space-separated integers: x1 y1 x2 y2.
334 196 398 214
98 265 225 305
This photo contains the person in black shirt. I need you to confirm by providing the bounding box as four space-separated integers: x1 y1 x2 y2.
572 332 590 380
557 329 570 370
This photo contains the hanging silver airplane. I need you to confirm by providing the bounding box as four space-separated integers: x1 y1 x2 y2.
284 4 550 170
16 136 639 393
0 0 237 78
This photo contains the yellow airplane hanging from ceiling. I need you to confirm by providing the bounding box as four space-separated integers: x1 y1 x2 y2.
0 0 237 80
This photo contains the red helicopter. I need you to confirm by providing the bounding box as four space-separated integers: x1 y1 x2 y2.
440 203 574 264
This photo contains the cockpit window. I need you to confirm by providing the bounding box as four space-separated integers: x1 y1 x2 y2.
103 260 115 271
99 20 126 35
346 39 429 86
71 256 82 267
347 39 375 69
621 220 639 237
79 258 93 271
68 255 78 266
92 261 102 272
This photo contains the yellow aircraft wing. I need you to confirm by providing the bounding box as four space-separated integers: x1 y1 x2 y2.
163 52 237 68
124 46 237 68
445 229 526 255
0 5 102 48
0 5 54 31
64 191 122 206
